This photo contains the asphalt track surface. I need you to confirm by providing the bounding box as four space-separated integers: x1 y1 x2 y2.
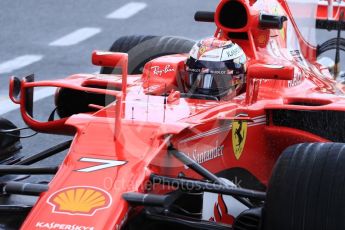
0 1 343 181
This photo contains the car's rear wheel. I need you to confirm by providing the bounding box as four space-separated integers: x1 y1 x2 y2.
263 142 345 230
100 35 195 74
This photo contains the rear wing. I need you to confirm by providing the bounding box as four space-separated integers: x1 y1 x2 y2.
317 0 345 30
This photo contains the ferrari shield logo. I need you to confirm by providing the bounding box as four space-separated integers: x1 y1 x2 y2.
198 46 208 58
232 121 247 160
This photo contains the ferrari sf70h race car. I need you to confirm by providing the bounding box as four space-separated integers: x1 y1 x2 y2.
1 0 345 229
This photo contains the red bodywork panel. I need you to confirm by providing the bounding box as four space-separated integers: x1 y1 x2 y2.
8 0 345 229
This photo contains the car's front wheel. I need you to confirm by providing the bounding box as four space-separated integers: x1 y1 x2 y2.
263 142 345 230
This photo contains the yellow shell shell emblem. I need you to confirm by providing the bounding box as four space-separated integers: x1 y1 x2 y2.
48 186 111 216
232 120 247 160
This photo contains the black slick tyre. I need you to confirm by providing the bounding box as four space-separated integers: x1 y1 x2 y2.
100 35 195 74
263 142 345 230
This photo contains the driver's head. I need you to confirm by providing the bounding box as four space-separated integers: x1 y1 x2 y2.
183 37 246 99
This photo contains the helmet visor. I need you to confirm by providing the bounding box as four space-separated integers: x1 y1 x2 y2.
185 72 243 97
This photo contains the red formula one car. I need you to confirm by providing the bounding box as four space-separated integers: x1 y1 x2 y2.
1 0 345 229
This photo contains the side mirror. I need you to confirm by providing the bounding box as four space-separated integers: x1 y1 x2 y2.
91 50 128 93
92 51 128 68
245 63 295 105
247 63 294 80
9 76 22 104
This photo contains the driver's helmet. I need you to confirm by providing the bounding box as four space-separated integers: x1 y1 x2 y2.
183 37 247 99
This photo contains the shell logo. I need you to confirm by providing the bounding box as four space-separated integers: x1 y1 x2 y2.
47 186 112 216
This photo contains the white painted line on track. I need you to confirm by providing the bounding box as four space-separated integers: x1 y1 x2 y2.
0 55 43 74
0 88 56 115
49 27 101 46
106 2 147 19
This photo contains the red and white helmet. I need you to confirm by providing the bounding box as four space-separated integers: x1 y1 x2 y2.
183 37 247 98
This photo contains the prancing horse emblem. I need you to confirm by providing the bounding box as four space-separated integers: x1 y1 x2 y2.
232 120 247 160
